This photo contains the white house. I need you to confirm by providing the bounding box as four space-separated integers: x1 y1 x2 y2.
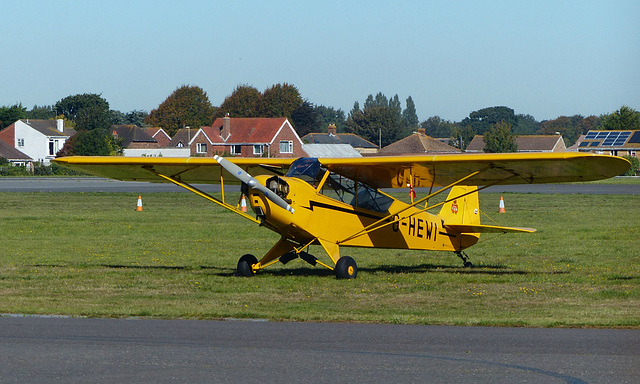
0 119 76 164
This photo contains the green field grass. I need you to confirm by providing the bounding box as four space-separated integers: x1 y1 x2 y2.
1 190 638 327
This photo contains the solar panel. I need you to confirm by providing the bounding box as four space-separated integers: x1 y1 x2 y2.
596 132 610 139
579 142 589 147
629 131 640 144
585 131 598 139
589 141 600 147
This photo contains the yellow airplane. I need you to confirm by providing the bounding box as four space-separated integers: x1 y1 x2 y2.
53 152 630 279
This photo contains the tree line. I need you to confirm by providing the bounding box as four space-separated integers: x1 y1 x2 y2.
1 84 639 156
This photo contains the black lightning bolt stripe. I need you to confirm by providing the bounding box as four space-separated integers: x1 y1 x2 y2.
302 200 383 221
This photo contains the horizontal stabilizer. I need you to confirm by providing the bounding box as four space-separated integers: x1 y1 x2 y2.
444 224 536 234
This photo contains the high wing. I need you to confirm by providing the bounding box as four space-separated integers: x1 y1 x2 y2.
53 156 295 184
318 152 630 189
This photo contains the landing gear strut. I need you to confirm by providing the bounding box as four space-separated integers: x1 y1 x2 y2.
456 251 473 268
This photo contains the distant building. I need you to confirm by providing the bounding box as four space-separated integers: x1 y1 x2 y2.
111 125 160 150
0 119 76 164
302 124 379 154
168 116 304 158
465 134 566 153
145 127 172 147
573 130 639 157
302 144 362 158
379 129 460 155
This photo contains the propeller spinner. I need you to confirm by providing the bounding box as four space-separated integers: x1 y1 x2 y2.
214 155 295 214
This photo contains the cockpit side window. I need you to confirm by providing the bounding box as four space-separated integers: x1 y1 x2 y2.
286 158 393 214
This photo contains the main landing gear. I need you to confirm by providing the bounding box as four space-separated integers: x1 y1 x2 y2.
456 251 473 268
235 253 358 279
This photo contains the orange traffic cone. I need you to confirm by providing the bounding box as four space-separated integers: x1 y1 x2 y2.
498 196 505 213
240 195 247 212
136 195 143 211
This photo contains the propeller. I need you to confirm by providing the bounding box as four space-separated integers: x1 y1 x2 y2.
214 155 295 214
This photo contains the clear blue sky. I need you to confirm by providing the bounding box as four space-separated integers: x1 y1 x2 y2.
2 0 638 122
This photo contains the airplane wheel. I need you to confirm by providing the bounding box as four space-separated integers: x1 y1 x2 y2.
237 254 258 277
335 256 357 279
464 261 473 268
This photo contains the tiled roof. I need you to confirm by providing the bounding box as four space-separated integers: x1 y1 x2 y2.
210 117 291 144
380 133 460 154
0 140 31 160
112 125 157 147
168 128 199 147
302 133 378 148
145 127 172 147
21 119 76 137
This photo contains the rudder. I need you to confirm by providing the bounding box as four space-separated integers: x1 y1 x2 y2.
438 186 480 226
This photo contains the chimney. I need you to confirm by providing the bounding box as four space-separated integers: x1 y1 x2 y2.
328 123 337 136
57 119 64 132
417 128 426 136
221 113 231 141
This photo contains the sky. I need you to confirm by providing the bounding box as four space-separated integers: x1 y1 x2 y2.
2 0 639 123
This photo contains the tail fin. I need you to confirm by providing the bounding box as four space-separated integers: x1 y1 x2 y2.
438 186 480 226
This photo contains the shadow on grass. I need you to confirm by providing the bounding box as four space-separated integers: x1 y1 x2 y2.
27 262 568 278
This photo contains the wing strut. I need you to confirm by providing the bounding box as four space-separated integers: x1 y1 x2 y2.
338 168 518 244
155 173 261 224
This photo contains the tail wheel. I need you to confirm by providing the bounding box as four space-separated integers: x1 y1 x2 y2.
237 254 258 277
335 256 358 279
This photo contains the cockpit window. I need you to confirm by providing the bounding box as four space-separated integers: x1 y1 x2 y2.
285 158 324 184
287 158 393 214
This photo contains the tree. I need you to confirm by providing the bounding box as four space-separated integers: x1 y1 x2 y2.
145 85 216 136
215 84 263 118
484 121 517 153
260 83 303 118
540 116 580 146
290 101 322 137
315 105 346 132
601 106 640 131
422 116 455 138
513 114 539 135
461 106 516 136
0 103 26 129
346 93 406 147
402 96 419 130
26 105 56 120
55 94 110 124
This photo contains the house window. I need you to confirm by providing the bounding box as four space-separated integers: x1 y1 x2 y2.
176 142 184 148
48 140 59 156
279 140 293 154
17 138 24 147
230 145 242 155
196 143 207 154
253 145 263 156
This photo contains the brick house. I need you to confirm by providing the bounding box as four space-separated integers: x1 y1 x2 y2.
170 116 304 158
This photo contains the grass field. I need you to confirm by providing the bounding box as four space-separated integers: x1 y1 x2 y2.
1 189 639 327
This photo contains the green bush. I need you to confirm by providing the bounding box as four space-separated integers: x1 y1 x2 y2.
622 155 639 176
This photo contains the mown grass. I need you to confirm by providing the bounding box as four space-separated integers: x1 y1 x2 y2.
0 190 638 327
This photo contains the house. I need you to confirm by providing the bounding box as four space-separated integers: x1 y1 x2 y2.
301 124 379 154
145 127 172 147
168 116 305 158
0 139 34 170
112 125 160 150
573 130 639 157
465 134 566 153
378 129 460 155
0 119 76 164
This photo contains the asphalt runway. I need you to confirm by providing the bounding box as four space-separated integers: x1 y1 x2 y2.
0 177 639 194
1 317 638 383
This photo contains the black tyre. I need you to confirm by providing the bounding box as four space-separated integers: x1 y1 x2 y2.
237 254 258 277
335 256 357 279
464 261 473 268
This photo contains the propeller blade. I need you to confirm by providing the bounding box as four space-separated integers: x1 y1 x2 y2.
214 155 294 214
